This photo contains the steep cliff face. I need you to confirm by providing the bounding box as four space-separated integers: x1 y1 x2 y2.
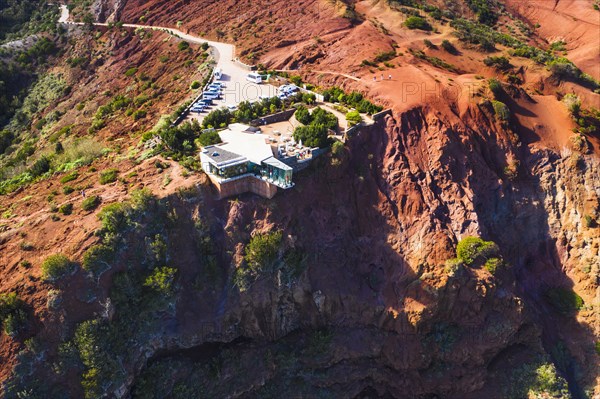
121 105 597 398
2 0 599 397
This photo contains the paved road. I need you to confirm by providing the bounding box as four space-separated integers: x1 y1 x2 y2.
59 5 278 117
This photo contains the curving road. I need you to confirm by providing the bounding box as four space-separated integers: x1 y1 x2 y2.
59 4 278 109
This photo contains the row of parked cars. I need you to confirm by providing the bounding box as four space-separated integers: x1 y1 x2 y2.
277 84 300 100
190 80 300 114
190 82 225 113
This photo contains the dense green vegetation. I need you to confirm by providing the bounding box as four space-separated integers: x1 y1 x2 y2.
244 231 283 273
321 87 382 115
148 120 203 169
450 18 600 90
0 39 60 128
456 236 499 265
41 254 74 281
0 0 60 43
0 292 27 337
404 16 432 31
0 63 103 194
59 189 219 398
446 236 503 276
492 100 510 121
201 96 287 129
505 360 571 399
346 110 362 126
235 229 305 291
99 168 118 184
544 287 584 315
484 55 511 70
293 107 338 148
465 0 497 25
196 129 222 147
81 195 101 211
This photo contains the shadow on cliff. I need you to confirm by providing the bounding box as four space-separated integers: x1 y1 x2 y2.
468 110 598 398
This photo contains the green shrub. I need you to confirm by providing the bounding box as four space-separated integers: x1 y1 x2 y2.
0 293 27 336
404 16 432 31
295 105 312 125
311 107 338 130
41 254 74 281
82 244 113 277
132 110 147 120
99 168 119 184
244 231 283 273
331 140 345 157
484 257 502 274
144 267 177 296
544 287 583 315
59 203 73 215
293 123 329 148
346 110 362 126
190 81 201 90
374 50 396 63
82 196 101 212
124 67 138 77
488 78 503 96
197 130 222 147
456 236 499 265
29 156 51 177
506 361 570 399
441 40 457 54
290 75 302 85
492 100 510 121
484 56 511 70
177 41 190 51
423 39 436 49
97 202 131 234
562 94 581 116
159 121 201 155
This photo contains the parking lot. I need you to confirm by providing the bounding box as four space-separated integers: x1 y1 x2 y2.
185 63 280 125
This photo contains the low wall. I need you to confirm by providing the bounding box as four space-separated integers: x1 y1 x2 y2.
233 58 256 71
208 174 278 199
372 109 392 121
251 108 296 126
344 123 362 138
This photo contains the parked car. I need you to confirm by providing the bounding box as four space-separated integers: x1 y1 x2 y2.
209 82 224 89
226 104 237 111
214 68 222 80
190 106 205 113
203 92 220 100
199 99 213 106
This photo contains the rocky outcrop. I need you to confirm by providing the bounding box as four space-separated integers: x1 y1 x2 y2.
123 105 598 397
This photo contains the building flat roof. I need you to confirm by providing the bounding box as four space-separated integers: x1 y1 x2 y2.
201 124 294 173
218 127 274 165
202 145 247 167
